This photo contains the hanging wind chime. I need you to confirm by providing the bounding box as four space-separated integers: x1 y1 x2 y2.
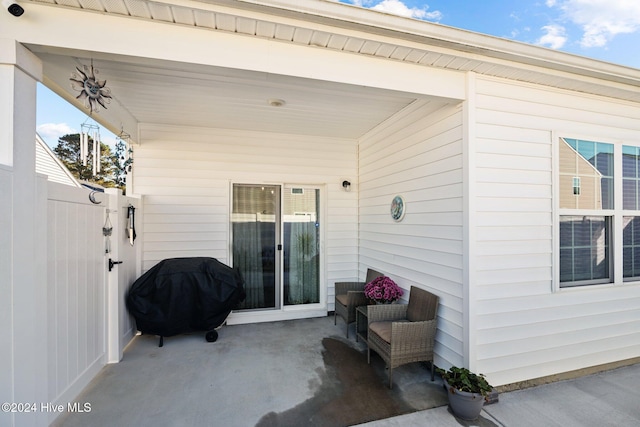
116 129 134 174
80 120 101 176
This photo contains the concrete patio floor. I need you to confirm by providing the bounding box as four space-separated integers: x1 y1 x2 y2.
52 315 640 427
364 360 640 427
52 315 448 427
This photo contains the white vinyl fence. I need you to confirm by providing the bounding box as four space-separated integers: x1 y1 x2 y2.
45 182 141 425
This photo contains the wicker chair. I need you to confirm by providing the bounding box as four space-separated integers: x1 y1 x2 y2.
367 286 439 388
334 268 383 338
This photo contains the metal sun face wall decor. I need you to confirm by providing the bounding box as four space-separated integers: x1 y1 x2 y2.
70 62 112 113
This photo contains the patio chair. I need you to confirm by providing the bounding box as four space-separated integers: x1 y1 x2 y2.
367 286 439 388
334 268 383 338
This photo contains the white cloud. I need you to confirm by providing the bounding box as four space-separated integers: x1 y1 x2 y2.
37 122 76 145
372 0 441 20
345 0 442 21
537 24 568 49
548 0 640 48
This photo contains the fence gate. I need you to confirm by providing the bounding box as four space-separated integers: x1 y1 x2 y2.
46 183 107 421
46 184 140 425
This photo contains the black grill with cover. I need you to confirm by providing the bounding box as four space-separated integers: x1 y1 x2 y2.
126 257 246 346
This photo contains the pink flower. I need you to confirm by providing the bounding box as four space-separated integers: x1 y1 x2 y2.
364 276 403 303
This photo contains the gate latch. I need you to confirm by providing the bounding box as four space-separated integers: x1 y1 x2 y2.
109 258 123 272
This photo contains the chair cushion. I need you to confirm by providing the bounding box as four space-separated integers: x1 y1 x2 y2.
369 320 409 343
336 294 349 306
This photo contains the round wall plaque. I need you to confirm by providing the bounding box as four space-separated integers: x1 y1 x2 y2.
390 195 405 222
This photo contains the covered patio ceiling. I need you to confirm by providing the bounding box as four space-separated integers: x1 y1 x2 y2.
31 46 426 141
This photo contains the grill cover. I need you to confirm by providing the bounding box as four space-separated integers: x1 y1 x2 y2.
126 257 246 337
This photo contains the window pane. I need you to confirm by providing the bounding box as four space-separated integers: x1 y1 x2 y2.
559 138 614 209
623 180 638 210
573 248 593 281
601 177 614 209
572 218 591 246
559 216 611 286
559 249 574 282
623 216 640 279
623 247 633 277
594 143 613 176
622 146 640 210
623 146 638 178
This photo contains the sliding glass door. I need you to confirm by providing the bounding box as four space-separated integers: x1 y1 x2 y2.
231 184 320 311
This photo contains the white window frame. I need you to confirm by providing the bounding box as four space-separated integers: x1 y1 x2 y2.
553 132 640 291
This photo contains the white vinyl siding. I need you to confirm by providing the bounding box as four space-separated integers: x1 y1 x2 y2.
133 124 358 310
35 135 80 187
473 75 640 386
359 100 465 368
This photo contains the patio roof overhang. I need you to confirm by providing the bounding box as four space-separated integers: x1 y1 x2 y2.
5 0 640 143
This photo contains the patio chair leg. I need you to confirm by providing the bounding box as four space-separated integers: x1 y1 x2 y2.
367 348 370 364
334 312 336 325
388 368 393 389
431 361 435 381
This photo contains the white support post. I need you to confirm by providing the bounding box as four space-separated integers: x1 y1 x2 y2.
0 39 46 427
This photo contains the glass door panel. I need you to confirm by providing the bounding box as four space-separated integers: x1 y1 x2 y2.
231 184 280 310
283 186 320 305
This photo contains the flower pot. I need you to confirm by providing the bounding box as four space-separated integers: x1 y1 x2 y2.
443 379 486 420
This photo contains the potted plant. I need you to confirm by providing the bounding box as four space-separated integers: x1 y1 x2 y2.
364 276 403 304
438 366 493 420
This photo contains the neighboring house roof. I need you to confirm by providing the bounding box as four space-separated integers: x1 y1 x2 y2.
35 133 81 188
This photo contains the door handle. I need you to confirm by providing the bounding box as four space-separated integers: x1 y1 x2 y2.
109 258 123 272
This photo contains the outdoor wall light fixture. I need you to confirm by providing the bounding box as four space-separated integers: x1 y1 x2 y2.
3 0 24 16
342 180 351 192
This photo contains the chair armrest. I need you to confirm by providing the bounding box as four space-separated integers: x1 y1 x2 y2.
335 281 365 295
367 304 408 323
347 291 368 307
390 319 438 347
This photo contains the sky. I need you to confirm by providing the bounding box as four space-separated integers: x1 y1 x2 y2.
342 0 640 67
37 0 640 148
37 84 119 149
